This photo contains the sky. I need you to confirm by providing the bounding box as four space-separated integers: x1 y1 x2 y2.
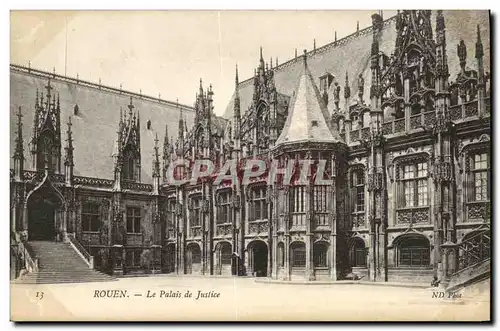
10 10 397 116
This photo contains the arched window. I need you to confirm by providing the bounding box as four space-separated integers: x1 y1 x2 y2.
166 199 176 239
349 238 366 267
277 242 284 267
313 242 328 268
290 242 306 268
397 235 430 267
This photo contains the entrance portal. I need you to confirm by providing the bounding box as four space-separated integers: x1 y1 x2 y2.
26 182 64 241
251 241 268 277
28 199 56 241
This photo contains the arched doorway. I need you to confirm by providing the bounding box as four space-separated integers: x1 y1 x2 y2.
290 241 306 279
27 184 64 241
249 240 268 277
215 241 232 276
349 237 367 268
163 244 176 273
185 243 201 274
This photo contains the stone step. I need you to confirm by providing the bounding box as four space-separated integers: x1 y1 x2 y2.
15 240 116 284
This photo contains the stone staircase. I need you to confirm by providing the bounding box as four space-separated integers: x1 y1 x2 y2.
12 241 116 284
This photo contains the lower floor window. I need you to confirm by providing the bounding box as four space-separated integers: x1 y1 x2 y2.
397 236 430 267
313 243 328 267
126 249 142 267
291 242 306 267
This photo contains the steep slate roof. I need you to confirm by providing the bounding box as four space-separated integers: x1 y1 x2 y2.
10 65 195 184
275 52 341 146
224 10 491 120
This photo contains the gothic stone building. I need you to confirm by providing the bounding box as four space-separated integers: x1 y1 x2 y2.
11 10 491 283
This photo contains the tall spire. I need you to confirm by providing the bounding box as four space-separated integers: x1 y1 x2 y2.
234 64 241 140
274 49 340 147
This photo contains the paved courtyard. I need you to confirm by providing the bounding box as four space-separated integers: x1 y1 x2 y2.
11 275 490 321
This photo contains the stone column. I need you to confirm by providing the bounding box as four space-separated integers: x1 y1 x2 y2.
283 234 290 281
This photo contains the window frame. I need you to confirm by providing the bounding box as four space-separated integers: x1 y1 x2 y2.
351 169 365 213
217 190 232 225
250 186 268 221
396 236 430 268
470 152 490 202
126 206 142 234
82 202 100 232
398 160 429 208
291 242 306 268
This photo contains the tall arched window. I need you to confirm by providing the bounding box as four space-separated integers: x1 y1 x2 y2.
396 235 430 267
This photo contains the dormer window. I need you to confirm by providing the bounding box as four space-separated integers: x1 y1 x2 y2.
122 148 139 181
74 104 79 116
147 120 151 130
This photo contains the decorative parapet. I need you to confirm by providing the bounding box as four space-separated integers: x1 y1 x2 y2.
122 181 154 192
74 176 114 188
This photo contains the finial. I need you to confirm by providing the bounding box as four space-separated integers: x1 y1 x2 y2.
235 63 239 85
357 21 360 32
303 49 308 68
313 39 316 50
276 57 278 66
270 57 273 68
53 67 56 74
335 31 337 42
76 73 79 82
128 96 134 115
99 78 101 85
28 61 31 69
159 93 161 99
295 48 297 58
260 46 263 61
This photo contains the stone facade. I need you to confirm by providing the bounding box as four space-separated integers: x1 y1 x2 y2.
10 10 491 282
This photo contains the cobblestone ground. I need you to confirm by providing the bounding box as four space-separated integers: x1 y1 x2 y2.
11 276 490 321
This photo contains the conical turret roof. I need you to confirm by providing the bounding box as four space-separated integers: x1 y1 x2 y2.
275 51 341 147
